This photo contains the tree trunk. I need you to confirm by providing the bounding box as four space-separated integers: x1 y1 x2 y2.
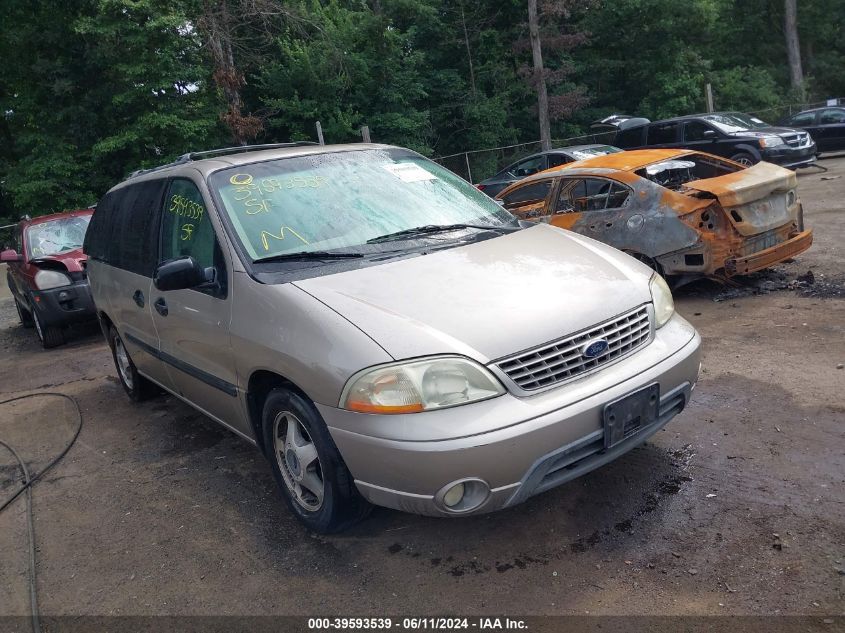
202 0 261 145
527 0 551 151
784 0 805 100
459 2 476 97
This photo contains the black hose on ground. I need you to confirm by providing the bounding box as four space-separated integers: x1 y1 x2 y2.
0 392 84 633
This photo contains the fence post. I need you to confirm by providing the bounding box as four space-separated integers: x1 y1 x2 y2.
705 83 714 113
361 125 371 143
464 153 473 184
315 121 325 145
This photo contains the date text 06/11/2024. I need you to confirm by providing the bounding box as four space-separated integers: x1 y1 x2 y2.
307 617 529 630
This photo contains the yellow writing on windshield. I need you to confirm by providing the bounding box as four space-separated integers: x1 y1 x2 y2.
260 226 309 251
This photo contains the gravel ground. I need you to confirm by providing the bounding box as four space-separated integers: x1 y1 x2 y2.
0 157 843 621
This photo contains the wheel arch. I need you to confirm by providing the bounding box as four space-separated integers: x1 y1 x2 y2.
246 369 314 454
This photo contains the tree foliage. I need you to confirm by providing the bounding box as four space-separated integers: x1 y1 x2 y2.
0 0 843 219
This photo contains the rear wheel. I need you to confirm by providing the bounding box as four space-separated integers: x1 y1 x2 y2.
262 388 371 533
33 309 64 348
14 298 34 328
730 152 756 167
109 327 157 401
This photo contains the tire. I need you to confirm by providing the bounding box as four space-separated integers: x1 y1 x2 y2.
262 388 371 533
33 309 64 348
15 298 34 328
730 152 756 167
109 326 157 401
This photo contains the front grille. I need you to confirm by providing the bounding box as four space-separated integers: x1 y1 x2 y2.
784 132 811 148
495 306 651 392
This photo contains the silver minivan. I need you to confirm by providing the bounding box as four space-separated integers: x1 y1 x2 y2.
84 143 701 533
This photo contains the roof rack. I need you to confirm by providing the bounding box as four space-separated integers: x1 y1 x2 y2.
125 142 319 180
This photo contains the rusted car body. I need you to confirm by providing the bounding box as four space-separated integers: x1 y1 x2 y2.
495 149 813 279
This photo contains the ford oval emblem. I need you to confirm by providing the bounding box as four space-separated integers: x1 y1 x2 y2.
581 338 609 359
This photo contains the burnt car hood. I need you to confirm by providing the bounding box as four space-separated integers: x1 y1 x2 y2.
684 162 798 236
685 161 796 207
293 224 652 363
31 247 87 273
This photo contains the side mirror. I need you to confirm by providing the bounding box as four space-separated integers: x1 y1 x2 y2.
0 249 22 262
154 256 214 291
702 129 716 139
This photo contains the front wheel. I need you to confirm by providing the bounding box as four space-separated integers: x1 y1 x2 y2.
730 152 756 167
33 309 64 348
262 388 371 533
15 298 34 328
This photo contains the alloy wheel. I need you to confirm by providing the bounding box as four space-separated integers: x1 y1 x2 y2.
273 411 324 511
114 337 134 390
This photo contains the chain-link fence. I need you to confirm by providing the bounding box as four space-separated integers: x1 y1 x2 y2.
435 97 845 184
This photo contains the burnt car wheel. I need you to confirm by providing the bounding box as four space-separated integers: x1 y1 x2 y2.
730 152 756 167
32 310 64 348
14 298 34 328
262 388 371 533
109 327 158 401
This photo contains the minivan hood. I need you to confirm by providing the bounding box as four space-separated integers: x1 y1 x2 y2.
31 247 87 273
728 126 799 138
293 224 652 363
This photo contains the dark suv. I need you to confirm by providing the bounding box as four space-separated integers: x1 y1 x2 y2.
614 112 817 168
1 209 96 347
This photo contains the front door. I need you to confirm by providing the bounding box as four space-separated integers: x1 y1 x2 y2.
151 178 244 435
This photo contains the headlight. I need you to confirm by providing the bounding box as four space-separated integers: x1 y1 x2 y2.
34 269 72 290
341 356 506 414
759 135 785 148
650 273 674 328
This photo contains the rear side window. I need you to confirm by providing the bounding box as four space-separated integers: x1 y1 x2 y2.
647 122 680 145
820 109 845 124
85 180 166 276
558 178 630 213
500 180 552 208
615 126 646 148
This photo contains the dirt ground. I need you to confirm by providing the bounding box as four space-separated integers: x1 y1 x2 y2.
1 156 843 621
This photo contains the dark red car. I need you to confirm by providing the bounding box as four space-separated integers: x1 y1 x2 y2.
2 209 96 348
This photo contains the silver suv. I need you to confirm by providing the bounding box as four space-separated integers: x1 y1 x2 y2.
84 143 701 533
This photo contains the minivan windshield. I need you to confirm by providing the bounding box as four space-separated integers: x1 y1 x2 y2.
26 215 91 258
209 148 516 261
702 113 769 134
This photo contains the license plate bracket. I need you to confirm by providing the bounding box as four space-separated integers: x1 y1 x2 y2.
603 384 660 449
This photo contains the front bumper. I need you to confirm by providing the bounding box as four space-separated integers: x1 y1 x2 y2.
725 229 813 276
30 280 96 328
762 144 817 169
320 314 701 517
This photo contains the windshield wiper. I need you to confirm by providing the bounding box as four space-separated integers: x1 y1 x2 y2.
366 223 508 244
253 251 365 264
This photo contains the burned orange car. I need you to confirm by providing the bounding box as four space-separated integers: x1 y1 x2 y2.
495 149 813 281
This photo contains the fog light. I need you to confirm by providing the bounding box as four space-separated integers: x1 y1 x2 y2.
443 483 465 508
435 478 491 514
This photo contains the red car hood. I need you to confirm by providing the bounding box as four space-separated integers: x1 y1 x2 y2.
32 247 87 273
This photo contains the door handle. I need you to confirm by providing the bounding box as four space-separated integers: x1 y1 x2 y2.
132 289 145 307
154 297 168 317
